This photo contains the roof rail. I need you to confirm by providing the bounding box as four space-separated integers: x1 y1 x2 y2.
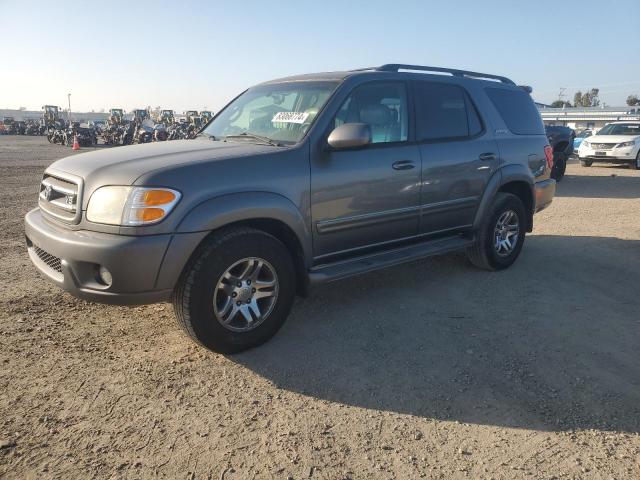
375 64 516 85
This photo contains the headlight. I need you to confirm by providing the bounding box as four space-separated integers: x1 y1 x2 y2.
616 140 636 148
582 140 590 148
87 186 181 226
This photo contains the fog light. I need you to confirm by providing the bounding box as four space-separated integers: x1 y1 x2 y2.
98 266 113 286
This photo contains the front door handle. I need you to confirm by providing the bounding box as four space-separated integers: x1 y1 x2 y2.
392 160 415 170
479 152 497 161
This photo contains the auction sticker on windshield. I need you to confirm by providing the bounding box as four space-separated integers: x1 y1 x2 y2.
272 112 309 124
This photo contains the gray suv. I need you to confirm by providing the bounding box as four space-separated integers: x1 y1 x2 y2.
25 64 556 353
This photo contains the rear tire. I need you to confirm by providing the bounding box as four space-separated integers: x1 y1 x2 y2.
172 227 296 353
551 152 567 181
466 193 526 271
580 159 593 167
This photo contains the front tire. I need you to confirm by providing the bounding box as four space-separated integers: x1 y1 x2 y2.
172 227 296 353
466 193 526 271
629 152 640 170
580 159 593 167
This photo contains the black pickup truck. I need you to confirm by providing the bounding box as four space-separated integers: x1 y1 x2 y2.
545 125 575 181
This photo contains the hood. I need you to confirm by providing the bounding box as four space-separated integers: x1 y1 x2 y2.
587 134 640 144
47 139 276 186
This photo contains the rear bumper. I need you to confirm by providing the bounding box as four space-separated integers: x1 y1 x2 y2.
24 208 205 305
534 178 555 213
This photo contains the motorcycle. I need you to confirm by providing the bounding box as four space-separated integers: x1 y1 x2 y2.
153 123 168 141
46 125 66 145
65 122 98 147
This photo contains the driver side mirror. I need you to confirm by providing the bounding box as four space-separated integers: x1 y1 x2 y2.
327 123 371 149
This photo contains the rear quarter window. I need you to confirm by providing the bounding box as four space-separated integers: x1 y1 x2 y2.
486 88 545 135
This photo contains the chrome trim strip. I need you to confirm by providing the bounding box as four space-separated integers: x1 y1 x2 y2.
420 196 478 214
315 197 478 235
316 205 420 235
38 170 84 224
41 178 76 196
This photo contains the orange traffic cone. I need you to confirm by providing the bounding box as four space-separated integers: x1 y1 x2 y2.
72 135 80 151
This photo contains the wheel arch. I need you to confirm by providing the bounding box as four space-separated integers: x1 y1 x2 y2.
498 181 534 232
175 192 312 296
474 166 535 233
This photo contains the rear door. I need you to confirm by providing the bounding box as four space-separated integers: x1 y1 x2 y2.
412 81 498 234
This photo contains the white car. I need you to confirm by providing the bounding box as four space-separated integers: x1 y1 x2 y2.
577 121 640 169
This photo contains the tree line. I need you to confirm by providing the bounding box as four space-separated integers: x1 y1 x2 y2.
549 88 640 108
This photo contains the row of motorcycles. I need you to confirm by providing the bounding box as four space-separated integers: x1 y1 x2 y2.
46 121 98 147
101 109 212 146
34 105 213 148
0 117 48 135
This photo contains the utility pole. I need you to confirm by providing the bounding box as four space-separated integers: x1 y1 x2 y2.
67 93 71 123
558 87 567 107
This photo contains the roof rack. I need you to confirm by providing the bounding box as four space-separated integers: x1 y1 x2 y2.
374 64 516 85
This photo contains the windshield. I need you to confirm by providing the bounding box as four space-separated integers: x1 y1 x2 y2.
597 123 640 136
203 81 338 145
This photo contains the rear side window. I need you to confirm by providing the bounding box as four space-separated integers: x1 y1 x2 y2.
413 82 483 141
486 88 545 135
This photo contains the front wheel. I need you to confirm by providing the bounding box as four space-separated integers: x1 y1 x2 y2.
466 193 526 271
580 159 593 167
172 227 296 353
629 152 640 170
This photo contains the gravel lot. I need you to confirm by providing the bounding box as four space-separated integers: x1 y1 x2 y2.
1 135 639 479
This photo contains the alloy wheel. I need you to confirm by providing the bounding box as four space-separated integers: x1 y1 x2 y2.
213 257 279 332
493 210 520 257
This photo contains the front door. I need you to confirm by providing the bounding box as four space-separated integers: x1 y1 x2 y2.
412 80 498 234
310 81 421 260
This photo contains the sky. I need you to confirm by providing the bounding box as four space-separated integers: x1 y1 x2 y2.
1 0 639 113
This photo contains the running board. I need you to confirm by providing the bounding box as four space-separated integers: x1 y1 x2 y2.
308 235 474 285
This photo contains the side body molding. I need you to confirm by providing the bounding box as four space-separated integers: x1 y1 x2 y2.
176 191 312 264
472 165 535 232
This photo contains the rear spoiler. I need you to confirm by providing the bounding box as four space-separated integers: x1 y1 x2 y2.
519 85 533 94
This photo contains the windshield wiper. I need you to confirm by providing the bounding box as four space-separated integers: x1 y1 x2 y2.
224 132 282 146
196 132 217 140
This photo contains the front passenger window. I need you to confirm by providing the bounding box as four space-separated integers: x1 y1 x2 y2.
334 82 408 144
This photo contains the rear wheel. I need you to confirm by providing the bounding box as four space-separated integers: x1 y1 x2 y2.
466 193 526 271
172 227 296 353
580 159 593 167
551 152 567 181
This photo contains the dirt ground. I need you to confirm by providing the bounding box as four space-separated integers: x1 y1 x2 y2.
0 135 639 479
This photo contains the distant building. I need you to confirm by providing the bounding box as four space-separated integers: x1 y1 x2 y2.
537 105 640 131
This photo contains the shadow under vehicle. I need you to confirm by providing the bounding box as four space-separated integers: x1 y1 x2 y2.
233 234 640 433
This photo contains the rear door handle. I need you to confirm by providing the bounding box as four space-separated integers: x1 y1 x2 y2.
479 152 497 161
392 160 415 170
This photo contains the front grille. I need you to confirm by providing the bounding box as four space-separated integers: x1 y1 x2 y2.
39 174 80 222
590 143 616 150
33 244 62 273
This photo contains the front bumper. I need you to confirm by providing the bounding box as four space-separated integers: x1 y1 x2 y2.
24 208 205 305
578 146 637 163
534 178 555 213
